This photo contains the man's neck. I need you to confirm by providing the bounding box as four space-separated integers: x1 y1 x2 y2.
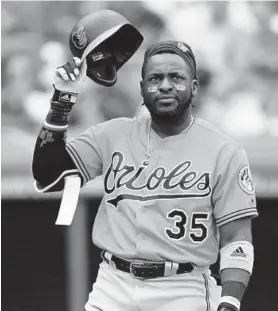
151 109 192 139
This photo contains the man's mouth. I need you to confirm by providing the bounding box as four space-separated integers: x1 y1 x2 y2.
156 95 177 104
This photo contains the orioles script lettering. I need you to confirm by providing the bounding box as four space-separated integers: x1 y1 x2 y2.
104 151 211 207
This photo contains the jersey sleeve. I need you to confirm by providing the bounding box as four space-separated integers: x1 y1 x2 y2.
212 148 258 227
66 126 103 185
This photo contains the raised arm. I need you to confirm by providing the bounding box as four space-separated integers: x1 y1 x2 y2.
32 57 87 192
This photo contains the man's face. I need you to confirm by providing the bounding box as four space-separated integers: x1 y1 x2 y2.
140 53 197 122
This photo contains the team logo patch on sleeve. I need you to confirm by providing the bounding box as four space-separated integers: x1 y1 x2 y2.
237 165 254 194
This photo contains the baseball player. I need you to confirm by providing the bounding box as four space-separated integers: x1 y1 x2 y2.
32 23 258 311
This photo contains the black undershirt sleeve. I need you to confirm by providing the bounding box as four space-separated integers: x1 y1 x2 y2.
32 126 81 191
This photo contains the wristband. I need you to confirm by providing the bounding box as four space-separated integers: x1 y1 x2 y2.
46 86 79 128
219 296 240 311
220 241 254 274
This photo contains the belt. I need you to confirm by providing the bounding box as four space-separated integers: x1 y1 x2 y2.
101 251 194 279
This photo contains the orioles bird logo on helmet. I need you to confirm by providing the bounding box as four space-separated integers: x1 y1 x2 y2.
72 26 87 49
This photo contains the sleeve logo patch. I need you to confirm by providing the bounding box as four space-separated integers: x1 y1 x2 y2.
238 165 254 194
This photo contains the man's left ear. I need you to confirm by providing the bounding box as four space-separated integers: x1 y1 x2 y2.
140 80 144 97
191 79 199 97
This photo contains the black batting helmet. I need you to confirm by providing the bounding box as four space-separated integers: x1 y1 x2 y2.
69 9 144 87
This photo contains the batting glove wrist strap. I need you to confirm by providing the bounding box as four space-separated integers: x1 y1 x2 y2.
217 296 240 311
46 86 79 128
51 85 78 111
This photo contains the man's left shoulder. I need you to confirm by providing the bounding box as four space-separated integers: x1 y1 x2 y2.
193 116 240 149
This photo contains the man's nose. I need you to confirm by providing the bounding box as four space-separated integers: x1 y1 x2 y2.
159 77 173 92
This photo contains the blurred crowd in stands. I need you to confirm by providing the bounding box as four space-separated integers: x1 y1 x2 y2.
2 1 278 177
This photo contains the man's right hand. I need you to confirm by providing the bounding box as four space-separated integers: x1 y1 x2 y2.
53 57 87 93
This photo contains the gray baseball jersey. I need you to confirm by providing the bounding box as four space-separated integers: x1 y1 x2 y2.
66 114 258 266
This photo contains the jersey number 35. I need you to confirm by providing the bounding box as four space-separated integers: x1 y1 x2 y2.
165 210 209 243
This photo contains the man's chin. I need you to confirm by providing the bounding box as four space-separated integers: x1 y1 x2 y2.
152 108 181 121
145 99 191 122
153 101 179 115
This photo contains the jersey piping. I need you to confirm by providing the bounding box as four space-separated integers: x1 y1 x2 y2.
215 208 258 227
66 144 91 183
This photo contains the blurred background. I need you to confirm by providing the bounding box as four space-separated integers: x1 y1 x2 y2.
1 1 278 311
